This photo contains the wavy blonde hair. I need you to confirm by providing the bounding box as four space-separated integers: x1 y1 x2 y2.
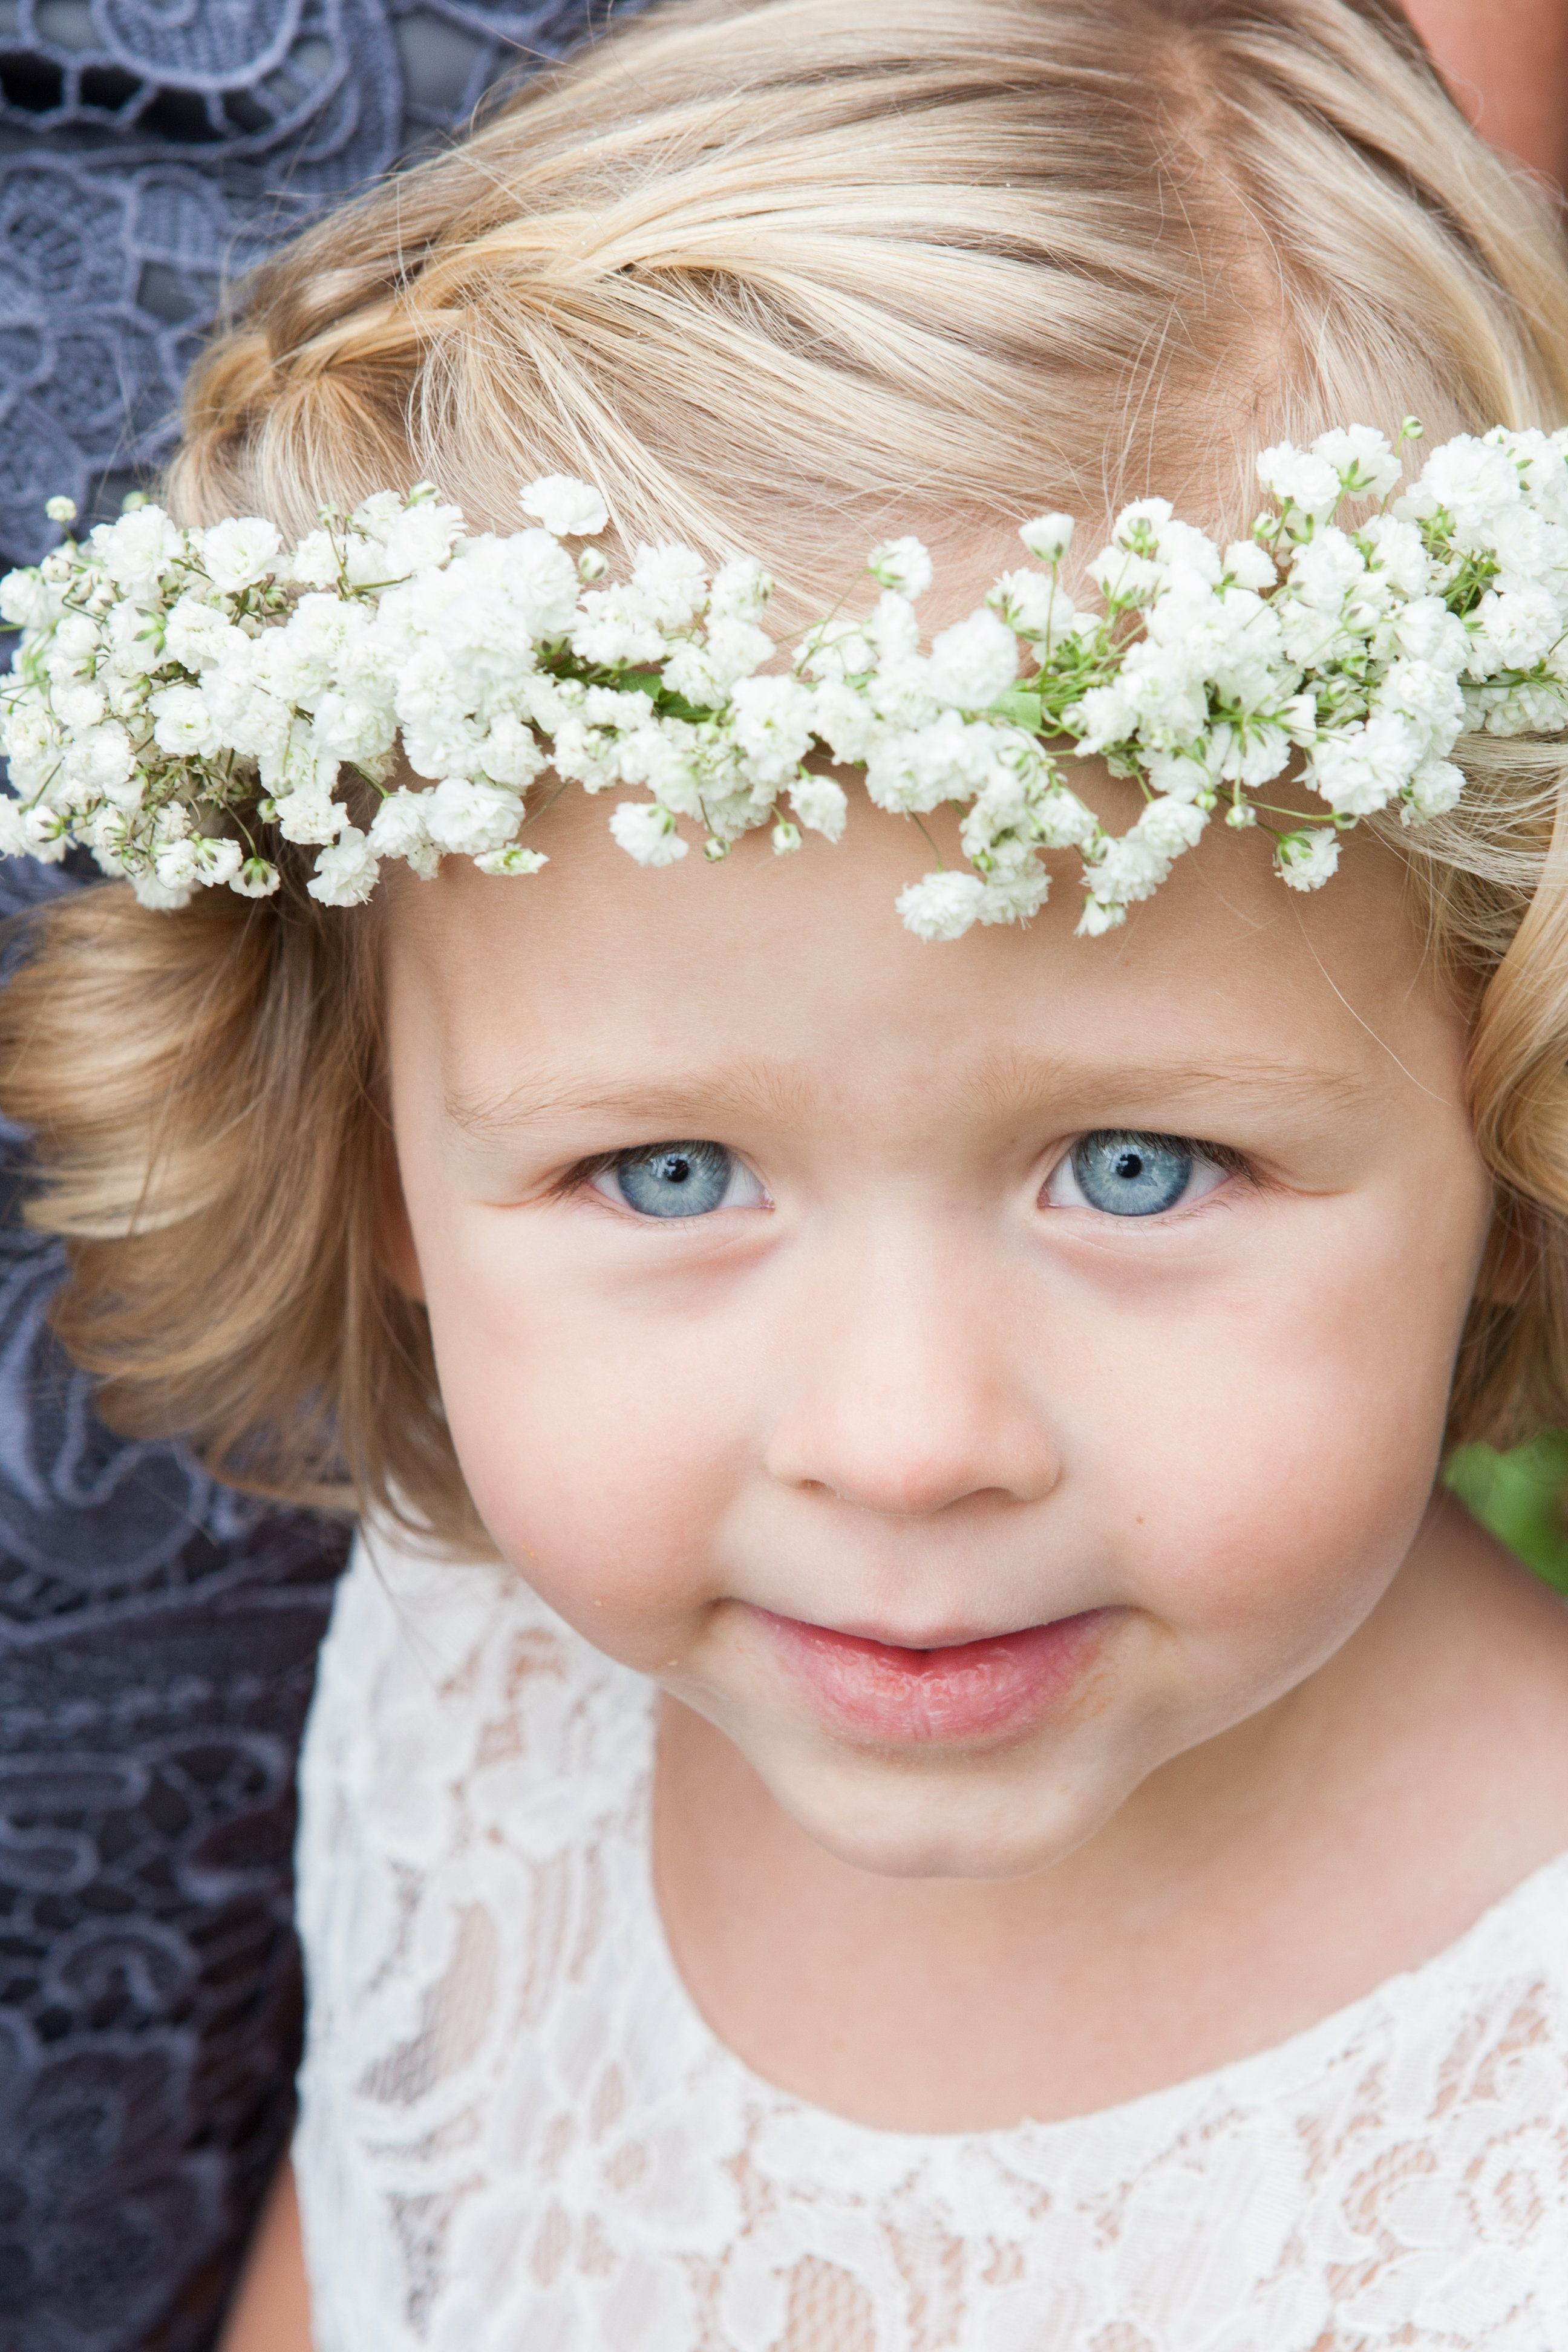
5 0 1568 1547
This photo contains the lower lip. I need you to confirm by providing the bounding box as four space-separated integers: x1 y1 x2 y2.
754 1608 1111 1745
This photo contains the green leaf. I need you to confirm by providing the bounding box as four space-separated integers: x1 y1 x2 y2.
1445 1431 1568 1592
989 686 1047 731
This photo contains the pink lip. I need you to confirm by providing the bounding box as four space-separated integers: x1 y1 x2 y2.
753 1607 1111 1745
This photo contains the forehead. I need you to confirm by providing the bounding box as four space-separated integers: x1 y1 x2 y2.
382 779 1463 1116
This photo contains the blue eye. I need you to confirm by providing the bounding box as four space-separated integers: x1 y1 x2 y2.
1053 1130 1219 1218
600 1140 750 1218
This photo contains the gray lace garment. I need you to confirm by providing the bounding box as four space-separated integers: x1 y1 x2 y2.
0 6 647 2344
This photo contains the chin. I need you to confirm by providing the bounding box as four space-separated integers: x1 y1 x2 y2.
772 1748 1117 1883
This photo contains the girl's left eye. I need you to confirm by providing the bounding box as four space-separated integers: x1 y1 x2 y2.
1043 1129 1233 1218
592 1140 767 1220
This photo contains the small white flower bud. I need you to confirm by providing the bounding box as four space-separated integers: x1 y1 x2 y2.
867 537 933 599
1275 828 1341 890
1019 512 1074 564
578 546 609 583
44 495 77 525
771 818 802 855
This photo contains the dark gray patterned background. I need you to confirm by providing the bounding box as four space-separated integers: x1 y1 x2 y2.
0 7 645 2344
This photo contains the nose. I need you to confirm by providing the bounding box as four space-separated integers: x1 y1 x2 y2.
762 1230 1060 1519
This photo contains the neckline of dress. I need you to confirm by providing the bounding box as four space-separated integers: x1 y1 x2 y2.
607 1647 1568 2157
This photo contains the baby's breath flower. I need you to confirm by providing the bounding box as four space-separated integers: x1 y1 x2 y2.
728 674 815 783
988 569 1061 639
1402 758 1465 821
308 828 381 906
632 542 709 630
93 505 184 598
3 430 1565 938
1312 425 1402 501
1090 546 1163 607
1019 513 1073 564
284 531 341 590
423 777 526 857
379 500 464 580
272 785 348 846
1256 442 1343 524
474 844 548 877
868 537 933 599
1224 541 1276 591
789 774 848 841
609 800 688 866
1076 895 1128 938
0 567 60 630
149 682 221 757
200 517 283 593
571 586 668 668
44 494 77 525
896 870 987 940
520 475 609 538
709 557 773 624
926 609 1018 710
1275 829 1341 889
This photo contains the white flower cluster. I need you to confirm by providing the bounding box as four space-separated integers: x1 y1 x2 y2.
4 425 1567 938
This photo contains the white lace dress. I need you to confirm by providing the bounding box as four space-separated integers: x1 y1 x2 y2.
293 1529 1568 2351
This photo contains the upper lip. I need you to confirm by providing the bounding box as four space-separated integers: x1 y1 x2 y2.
753 1605 1057 1650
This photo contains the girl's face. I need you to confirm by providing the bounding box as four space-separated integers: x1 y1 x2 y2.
382 782 1493 1878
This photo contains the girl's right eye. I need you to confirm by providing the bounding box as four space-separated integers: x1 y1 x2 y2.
591 1140 766 1220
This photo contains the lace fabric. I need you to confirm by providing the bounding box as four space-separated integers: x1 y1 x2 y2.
0 1 636 570
295 1527 1568 2351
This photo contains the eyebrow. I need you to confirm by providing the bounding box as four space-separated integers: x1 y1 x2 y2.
444 1051 1378 1141
959 1051 1381 1122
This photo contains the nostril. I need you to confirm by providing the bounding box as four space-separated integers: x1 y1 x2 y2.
788 1462 1043 1519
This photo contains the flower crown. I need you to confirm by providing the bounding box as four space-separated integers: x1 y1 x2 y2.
3 420 1566 939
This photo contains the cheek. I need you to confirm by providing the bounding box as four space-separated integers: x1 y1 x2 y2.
1095 1181 1483 1667
415 1219 752 1661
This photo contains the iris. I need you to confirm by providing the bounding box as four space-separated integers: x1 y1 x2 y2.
611 1140 736 1218
1070 1131 1194 1217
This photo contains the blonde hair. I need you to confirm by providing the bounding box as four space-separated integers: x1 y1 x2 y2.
6 0 1568 1547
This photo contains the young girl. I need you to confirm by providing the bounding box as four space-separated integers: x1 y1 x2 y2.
7 0 1568 2342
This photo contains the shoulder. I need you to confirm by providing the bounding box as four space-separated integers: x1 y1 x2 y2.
310 1522 602 1732
297 1523 652 1901
292 1524 660 2221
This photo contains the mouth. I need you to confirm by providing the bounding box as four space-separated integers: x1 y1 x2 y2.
750 1606 1113 1746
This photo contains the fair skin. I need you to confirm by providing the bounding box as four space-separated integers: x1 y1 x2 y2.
223 752 1568 2344
1404 0 1568 187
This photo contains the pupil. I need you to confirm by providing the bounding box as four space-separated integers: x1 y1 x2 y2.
661 1155 691 1184
1115 1150 1145 1180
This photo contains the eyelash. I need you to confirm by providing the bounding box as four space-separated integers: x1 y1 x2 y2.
578 1142 770 1223
1043 1131 1252 1220
566 1135 1252 1219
